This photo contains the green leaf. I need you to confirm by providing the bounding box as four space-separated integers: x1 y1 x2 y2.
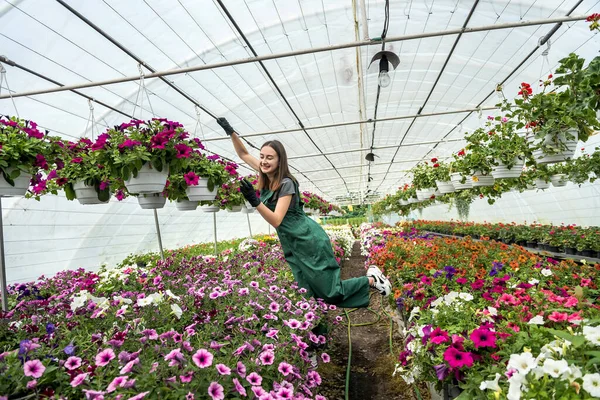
154 158 163 173
97 188 110 202
584 351 600 358
545 328 585 347
9 169 21 180
587 357 600 368
207 179 215 192
64 183 76 201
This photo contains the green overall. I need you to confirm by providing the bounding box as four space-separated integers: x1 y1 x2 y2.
261 181 370 308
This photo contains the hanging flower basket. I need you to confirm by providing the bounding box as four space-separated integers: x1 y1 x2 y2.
0 168 31 197
186 177 218 201
73 181 109 205
550 174 568 187
471 171 495 187
416 188 436 200
491 158 525 179
201 204 220 213
175 199 198 211
435 180 455 194
529 130 578 164
535 179 551 190
125 163 169 194
450 172 472 190
138 193 166 209
226 205 243 213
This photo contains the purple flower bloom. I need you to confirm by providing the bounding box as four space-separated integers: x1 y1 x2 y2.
247 372 263 386
216 363 231 375
208 381 224 400
278 362 293 376
236 361 247 377
95 348 116 367
232 378 247 396
434 364 449 380
23 359 45 378
65 356 82 370
192 349 213 368
259 350 274 365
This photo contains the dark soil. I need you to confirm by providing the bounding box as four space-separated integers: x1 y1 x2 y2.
318 242 431 400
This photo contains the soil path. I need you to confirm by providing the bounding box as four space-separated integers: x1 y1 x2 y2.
318 241 429 400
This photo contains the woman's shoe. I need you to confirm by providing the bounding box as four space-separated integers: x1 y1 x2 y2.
366 265 392 296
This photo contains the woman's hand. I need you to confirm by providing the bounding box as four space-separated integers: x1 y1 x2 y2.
216 117 235 136
240 179 261 207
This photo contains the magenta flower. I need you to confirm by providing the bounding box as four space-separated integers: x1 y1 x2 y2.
443 347 474 369
120 358 139 374
82 389 105 399
175 144 192 159
278 362 293 376
266 329 279 339
216 363 231 375
115 189 125 201
269 302 280 312
246 372 263 386
70 373 88 387
23 360 45 378
430 328 450 345
99 181 110 191
150 133 169 149
470 328 497 349
232 378 247 396
64 356 82 370
321 353 331 363
236 361 247 377
207 381 224 400
118 138 141 149
71 157 83 164
180 371 194 383
95 348 116 367
106 376 128 392
184 171 199 186
164 348 185 367
259 350 274 365
128 392 150 400
549 311 568 322
192 349 213 368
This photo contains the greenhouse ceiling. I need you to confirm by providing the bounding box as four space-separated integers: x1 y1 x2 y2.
0 0 598 202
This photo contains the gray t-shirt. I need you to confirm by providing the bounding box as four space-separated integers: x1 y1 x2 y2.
272 177 296 204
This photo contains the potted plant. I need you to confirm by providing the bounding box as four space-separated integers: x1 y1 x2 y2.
548 163 568 187
429 158 454 194
217 179 245 212
533 164 553 189
463 128 495 186
484 116 530 178
449 152 473 190
411 161 438 199
0 116 54 196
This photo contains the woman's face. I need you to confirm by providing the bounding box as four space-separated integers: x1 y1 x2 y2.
260 146 279 175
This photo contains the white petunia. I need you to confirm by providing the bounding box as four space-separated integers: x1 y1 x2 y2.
170 304 183 319
561 365 582 382
137 297 153 307
487 306 498 316
507 372 526 400
444 292 459 304
528 278 539 285
408 307 420 322
70 294 88 311
479 373 502 391
541 268 553 277
542 358 569 378
582 373 600 397
165 290 181 301
583 325 600 346
508 352 537 375
458 293 474 301
527 315 545 325
430 297 443 308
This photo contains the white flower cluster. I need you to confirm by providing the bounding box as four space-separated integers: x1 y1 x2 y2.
429 291 473 314
479 330 600 399
70 290 110 312
359 224 381 256
97 264 150 283
324 226 355 258
238 238 259 252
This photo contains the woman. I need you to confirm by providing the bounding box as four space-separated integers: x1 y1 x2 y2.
217 118 391 308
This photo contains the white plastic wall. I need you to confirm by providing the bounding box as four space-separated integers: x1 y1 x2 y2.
1 195 271 284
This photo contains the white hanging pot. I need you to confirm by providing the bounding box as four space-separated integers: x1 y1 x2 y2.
450 172 472 190
530 129 578 164
241 204 255 214
471 171 495 187
227 205 243 213
535 179 551 190
176 199 198 211
398 199 409 206
138 193 166 209
73 181 109 205
416 188 436 200
201 204 220 213
125 163 169 194
550 174 568 187
435 180 455 194
526 184 536 190
408 197 419 204
0 168 31 197
186 177 218 201
491 158 525 179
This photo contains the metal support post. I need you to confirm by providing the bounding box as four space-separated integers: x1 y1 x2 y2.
246 213 253 238
0 198 7 312
213 212 218 256
153 209 165 261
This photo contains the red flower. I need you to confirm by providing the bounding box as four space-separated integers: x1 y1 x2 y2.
457 149 465 156
431 158 438 163
517 82 532 97
586 13 600 22
433 163 440 168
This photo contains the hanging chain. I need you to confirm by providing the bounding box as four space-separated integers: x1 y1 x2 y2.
193 105 205 140
0 62 19 118
139 64 156 118
131 64 144 119
84 99 98 141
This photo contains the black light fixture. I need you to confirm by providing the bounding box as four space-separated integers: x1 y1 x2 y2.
365 152 376 162
369 50 400 88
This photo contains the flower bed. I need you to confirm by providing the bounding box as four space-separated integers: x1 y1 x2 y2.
362 224 600 399
0 241 335 399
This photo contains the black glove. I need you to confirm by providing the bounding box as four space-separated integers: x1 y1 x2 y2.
216 117 235 136
240 179 260 208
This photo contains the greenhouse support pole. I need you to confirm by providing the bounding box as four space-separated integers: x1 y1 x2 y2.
213 213 218 256
0 198 7 312
153 209 165 261
246 213 253 238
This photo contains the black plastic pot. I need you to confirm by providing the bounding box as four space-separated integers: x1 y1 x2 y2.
547 245 560 253
516 241 526 247
565 247 577 255
576 250 585 256
582 250 595 257
526 241 536 249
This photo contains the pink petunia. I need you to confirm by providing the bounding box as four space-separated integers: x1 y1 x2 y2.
184 171 199 186
232 377 247 396
175 144 192 159
207 381 224 400
278 362 293 376
469 328 497 349
192 349 213 368
236 361 247 377
216 363 231 375
127 392 150 400
107 376 128 393
259 350 274 365
23 360 45 378
430 327 450 345
246 372 263 386
65 356 82 370
548 311 569 322
180 371 194 383
321 353 330 363
70 373 88 387
443 347 474 369
96 348 116 367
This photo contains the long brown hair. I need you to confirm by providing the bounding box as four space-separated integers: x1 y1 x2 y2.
258 140 297 191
